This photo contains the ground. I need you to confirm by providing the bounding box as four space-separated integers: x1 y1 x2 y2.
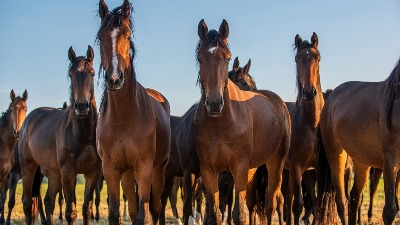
3 179 400 225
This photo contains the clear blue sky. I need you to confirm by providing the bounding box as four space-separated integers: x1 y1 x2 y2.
1 1 400 115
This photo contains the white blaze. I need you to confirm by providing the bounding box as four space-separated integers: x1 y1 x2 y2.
111 28 120 81
208 46 218 54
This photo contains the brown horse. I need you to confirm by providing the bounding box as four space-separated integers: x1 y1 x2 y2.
19 46 101 225
97 1 171 224
284 32 324 225
195 19 290 225
319 55 400 225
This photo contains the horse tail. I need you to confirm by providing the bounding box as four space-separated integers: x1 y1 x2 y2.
31 167 43 221
313 127 338 224
254 165 268 222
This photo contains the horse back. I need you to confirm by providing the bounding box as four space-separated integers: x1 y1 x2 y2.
146 88 170 116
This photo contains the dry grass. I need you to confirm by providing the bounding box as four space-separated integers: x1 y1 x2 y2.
4 179 400 224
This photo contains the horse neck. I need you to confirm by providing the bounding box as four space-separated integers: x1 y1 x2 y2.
0 111 16 155
295 89 324 129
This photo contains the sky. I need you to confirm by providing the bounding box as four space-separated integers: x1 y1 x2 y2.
1 1 400 116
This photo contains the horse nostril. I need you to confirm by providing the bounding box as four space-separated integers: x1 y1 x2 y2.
313 88 317 97
74 101 78 109
85 101 90 109
118 72 123 79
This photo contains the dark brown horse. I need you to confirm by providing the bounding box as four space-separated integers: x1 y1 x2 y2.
195 19 290 225
319 56 400 225
19 46 101 225
97 1 171 224
284 33 324 225
0 90 28 191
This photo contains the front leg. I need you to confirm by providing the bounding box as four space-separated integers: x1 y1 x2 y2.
232 164 249 225
102 160 122 225
200 165 221 225
83 168 101 225
61 170 78 225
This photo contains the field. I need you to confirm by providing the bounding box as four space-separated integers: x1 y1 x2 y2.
3 179 398 225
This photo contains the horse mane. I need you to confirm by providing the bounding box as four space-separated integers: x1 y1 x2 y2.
384 58 400 128
182 102 199 118
195 30 230 86
0 109 10 128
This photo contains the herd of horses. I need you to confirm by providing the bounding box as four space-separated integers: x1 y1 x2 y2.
1 0 400 225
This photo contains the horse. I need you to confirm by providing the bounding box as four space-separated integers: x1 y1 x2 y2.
195 19 290 225
19 46 101 225
283 32 324 225
318 55 400 225
97 1 171 224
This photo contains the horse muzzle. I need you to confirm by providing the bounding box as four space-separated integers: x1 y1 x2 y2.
105 71 124 91
74 100 90 118
301 87 317 101
205 97 224 117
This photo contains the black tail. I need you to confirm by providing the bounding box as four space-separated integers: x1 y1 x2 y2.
254 165 268 223
313 128 338 225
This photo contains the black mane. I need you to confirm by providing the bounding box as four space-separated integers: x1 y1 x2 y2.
385 58 400 128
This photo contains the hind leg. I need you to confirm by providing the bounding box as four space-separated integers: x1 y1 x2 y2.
121 171 138 224
44 174 62 225
287 163 303 225
58 190 64 221
348 161 369 225
150 165 167 225
266 152 286 225
160 174 175 225
0 177 9 225
300 170 316 225
226 177 234 225
21 163 39 225
169 177 182 225
94 173 104 221
61 169 77 225
368 168 382 222
182 173 193 225
246 169 256 225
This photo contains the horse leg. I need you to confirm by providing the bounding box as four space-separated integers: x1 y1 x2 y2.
277 190 284 225
159 174 174 225
21 163 38 225
150 165 167 225
348 161 369 225
395 171 400 218
232 165 249 225
367 168 382 222
103 162 122 225
0 177 9 225
328 150 349 225
281 169 289 223
82 169 101 225
57 190 64 221
135 163 154 225
123 193 128 221
246 169 256 225
200 166 221 225
121 171 138 224
61 170 78 225
5 173 19 225
94 173 104 221
382 153 399 225
195 180 204 224
218 171 230 224
44 174 62 225
169 177 182 225
182 173 193 225
300 170 316 225
226 176 234 225
287 164 303 225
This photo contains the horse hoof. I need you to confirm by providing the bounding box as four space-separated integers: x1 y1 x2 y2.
300 219 306 225
396 211 400 218
189 216 195 225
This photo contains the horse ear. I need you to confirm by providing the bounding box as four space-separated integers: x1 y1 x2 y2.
198 19 208 41
219 19 229 41
233 57 239 72
22 90 28 101
10 89 15 100
121 0 131 21
311 32 318 48
87 45 94 63
68 46 76 63
295 34 302 50
243 59 251 76
62 101 68 110
99 0 109 20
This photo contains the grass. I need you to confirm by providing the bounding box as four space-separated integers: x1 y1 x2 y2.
3 178 397 225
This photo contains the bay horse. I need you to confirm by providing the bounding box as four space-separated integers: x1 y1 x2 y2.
195 19 290 225
0 90 28 191
319 55 400 225
19 46 101 225
284 32 324 225
97 1 171 224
